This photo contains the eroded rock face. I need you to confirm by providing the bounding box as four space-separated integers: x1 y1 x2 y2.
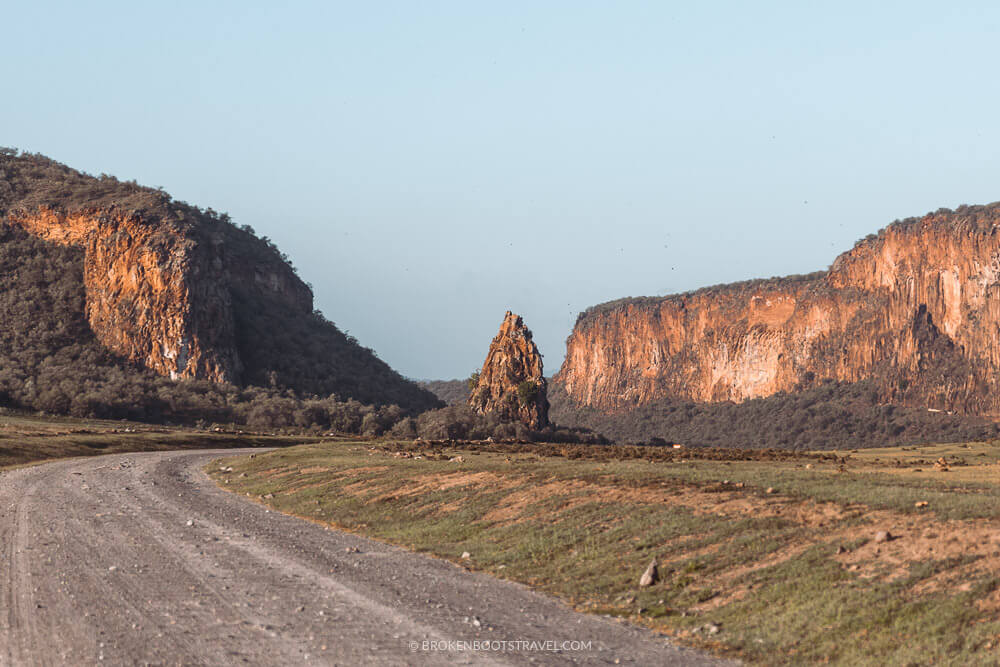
7 205 308 385
12 206 237 383
469 311 549 429
555 204 1000 416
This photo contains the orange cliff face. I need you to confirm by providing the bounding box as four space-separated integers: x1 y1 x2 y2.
7 206 312 384
554 205 1000 415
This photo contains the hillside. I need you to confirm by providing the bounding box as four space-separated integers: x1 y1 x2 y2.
418 379 471 406
0 150 440 424
555 204 1000 426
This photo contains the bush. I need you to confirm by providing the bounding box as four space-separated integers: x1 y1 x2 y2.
548 380 1000 450
517 381 540 406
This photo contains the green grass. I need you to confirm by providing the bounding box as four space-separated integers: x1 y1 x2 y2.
208 439 1000 665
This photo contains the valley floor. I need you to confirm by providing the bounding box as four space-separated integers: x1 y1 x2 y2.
210 439 1000 665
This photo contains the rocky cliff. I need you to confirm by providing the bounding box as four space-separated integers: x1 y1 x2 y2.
469 312 549 428
0 150 439 411
10 206 246 383
555 204 1000 416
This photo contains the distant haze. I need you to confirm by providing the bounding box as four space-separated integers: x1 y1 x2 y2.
5 2 1000 379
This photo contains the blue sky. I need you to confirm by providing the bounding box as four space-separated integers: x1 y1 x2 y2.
4 1 1000 379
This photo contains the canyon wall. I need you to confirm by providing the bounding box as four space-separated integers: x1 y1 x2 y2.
7 206 308 384
555 205 1000 415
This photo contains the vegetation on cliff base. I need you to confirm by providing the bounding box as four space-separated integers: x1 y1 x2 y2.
547 381 1000 450
420 379 1000 449
229 286 437 409
0 224 432 432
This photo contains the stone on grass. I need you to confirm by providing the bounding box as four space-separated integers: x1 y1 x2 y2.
874 530 893 543
639 559 659 587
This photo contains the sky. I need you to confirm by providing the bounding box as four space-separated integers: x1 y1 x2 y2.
4 1 1000 380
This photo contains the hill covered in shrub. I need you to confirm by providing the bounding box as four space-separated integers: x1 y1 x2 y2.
0 150 441 429
548 380 1000 450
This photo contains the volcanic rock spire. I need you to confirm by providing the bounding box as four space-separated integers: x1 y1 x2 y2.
468 311 549 429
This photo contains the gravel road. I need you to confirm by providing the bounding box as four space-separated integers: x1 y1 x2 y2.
0 450 733 666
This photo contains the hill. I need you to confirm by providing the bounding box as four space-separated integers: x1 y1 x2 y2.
0 149 441 427
418 379 471 406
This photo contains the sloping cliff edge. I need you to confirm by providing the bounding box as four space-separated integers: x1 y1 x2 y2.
555 204 1000 416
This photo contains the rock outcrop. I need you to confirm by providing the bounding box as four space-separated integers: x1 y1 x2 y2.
554 204 1000 416
0 150 440 411
10 206 252 383
469 312 549 429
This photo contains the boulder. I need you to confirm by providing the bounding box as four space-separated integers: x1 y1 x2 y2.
639 558 659 587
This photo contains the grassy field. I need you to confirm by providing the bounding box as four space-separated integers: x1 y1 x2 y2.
208 439 1000 665
0 411 318 469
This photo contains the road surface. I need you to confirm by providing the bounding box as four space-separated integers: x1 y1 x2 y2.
0 450 733 666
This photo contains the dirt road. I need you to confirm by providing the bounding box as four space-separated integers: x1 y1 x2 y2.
0 450 731 665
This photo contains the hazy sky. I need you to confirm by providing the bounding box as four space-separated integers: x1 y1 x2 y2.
4 2 1000 380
